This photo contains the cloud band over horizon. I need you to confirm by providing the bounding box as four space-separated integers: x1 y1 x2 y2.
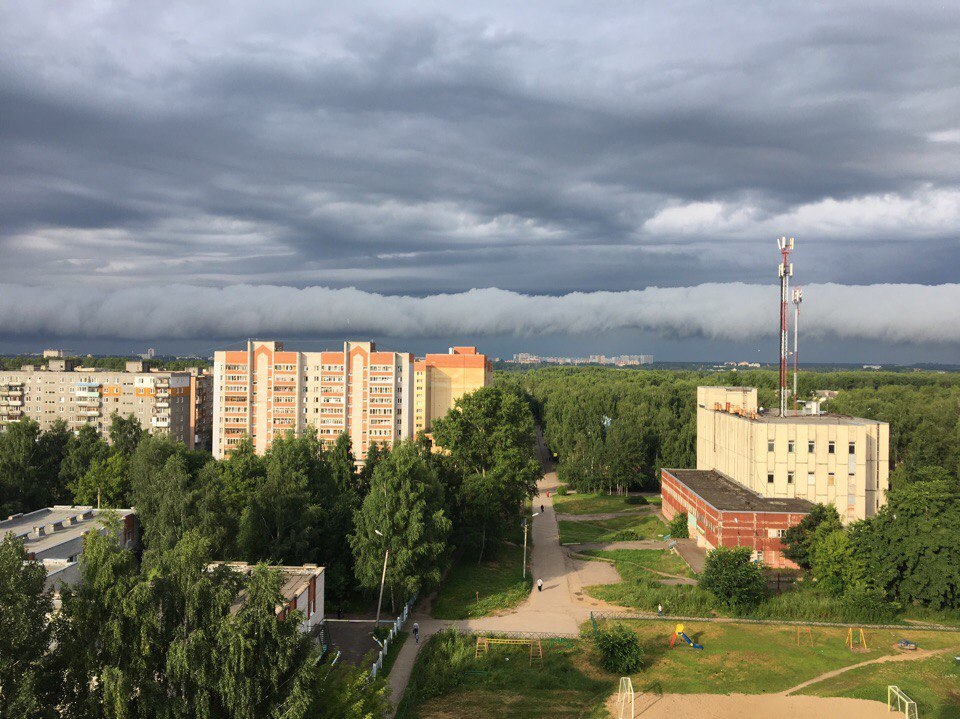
1 282 957 345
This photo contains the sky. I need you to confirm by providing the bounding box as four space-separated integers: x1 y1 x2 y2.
1 1 959 362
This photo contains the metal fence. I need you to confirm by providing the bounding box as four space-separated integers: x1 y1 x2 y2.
370 596 416 680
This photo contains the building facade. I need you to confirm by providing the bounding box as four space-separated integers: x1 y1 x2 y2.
213 340 491 461
413 347 493 437
662 385 890 568
0 359 209 447
696 386 889 521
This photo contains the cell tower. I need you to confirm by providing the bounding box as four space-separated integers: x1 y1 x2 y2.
776 237 794 416
793 286 803 412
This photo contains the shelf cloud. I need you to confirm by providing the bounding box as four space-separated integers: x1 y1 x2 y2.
1 282 957 345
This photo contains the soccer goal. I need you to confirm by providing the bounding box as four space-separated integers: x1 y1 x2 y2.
617 677 635 719
887 685 918 719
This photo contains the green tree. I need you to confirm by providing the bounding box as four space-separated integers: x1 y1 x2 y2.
108 412 143 455
351 441 451 606
781 504 842 570
854 480 960 609
699 546 767 613
74 453 131 508
667 512 689 539
328 432 357 493
0 419 46 516
60 424 109 498
594 623 644 674
49 518 140 718
215 437 266 512
0 535 53 718
36 419 72 503
809 525 863 596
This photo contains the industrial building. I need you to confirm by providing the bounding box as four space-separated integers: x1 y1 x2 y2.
0 506 139 595
0 359 213 451
212 562 325 634
662 386 890 567
212 340 491 461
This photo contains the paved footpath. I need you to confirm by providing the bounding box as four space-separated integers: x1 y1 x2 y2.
386 431 629 709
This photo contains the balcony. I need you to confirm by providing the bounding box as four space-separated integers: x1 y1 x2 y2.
155 401 170 408
152 418 170 428
76 399 99 407
0 398 23 406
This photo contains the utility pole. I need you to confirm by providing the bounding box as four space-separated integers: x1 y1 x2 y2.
777 237 794 416
522 512 539 579
373 529 389 633
792 287 803 412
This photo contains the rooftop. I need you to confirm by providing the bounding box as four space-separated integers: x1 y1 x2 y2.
211 562 324 610
755 412 878 426
663 468 815 514
0 506 135 558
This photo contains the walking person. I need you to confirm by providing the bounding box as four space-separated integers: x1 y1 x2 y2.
657 602 663 617
413 622 420 644
537 578 543 592
540 503 544 514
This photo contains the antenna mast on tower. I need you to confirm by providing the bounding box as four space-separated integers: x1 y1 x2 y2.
776 237 794 416
793 286 803 412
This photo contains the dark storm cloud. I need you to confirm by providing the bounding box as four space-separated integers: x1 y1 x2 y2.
0 0 958 347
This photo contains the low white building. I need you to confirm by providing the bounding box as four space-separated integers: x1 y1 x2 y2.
212 561 324 634
0 506 139 594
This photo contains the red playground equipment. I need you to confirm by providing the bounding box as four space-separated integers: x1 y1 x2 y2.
669 623 704 650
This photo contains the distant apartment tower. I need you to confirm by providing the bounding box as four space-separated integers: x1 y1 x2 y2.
0 359 207 446
213 340 491 460
413 347 493 436
213 340 413 460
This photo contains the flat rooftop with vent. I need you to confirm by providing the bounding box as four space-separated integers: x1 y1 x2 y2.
0 506 139 593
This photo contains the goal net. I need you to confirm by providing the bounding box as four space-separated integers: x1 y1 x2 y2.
887 686 918 719
617 677 634 719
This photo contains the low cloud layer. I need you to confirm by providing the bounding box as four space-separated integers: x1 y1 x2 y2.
1 282 957 345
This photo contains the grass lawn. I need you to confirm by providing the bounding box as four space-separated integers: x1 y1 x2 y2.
582 548 695 579
599 620 960 696
380 630 409 678
559 514 666 544
398 623 960 719
431 543 532 620
552 492 641 515
398 630 610 719
797 652 960 718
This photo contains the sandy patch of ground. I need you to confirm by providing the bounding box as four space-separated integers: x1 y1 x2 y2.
609 692 890 719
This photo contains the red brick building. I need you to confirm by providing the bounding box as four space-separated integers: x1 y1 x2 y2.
661 468 813 568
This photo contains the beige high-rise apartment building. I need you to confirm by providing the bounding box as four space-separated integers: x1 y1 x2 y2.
0 359 210 447
695 386 889 521
413 347 493 436
212 341 491 461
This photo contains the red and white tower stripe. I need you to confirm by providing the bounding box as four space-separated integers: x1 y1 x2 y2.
777 237 794 416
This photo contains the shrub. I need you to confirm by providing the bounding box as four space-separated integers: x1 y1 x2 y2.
556 484 569 496
625 495 648 506
594 624 643 674
668 512 689 539
699 546 767 614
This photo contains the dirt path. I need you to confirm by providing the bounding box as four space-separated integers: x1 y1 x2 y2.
611 693 895 719
780 645 960 695
387 430 631 708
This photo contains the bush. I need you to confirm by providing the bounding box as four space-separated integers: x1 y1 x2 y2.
594 624 643 674
699 546 767 614
625 495 648 506
668 512 689 539
752 586 899 624
556 484 569 496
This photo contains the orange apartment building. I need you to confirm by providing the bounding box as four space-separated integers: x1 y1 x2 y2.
213 341 491 460
413 347 493 436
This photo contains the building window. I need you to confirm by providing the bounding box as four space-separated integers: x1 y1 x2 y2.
807 472 815 486
828 441 836 454
767 440 774 452
828 473 835 487
848 441 856 454
767 473 774 484
787 441 795 453
808 440 815 453
787 471 794 484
